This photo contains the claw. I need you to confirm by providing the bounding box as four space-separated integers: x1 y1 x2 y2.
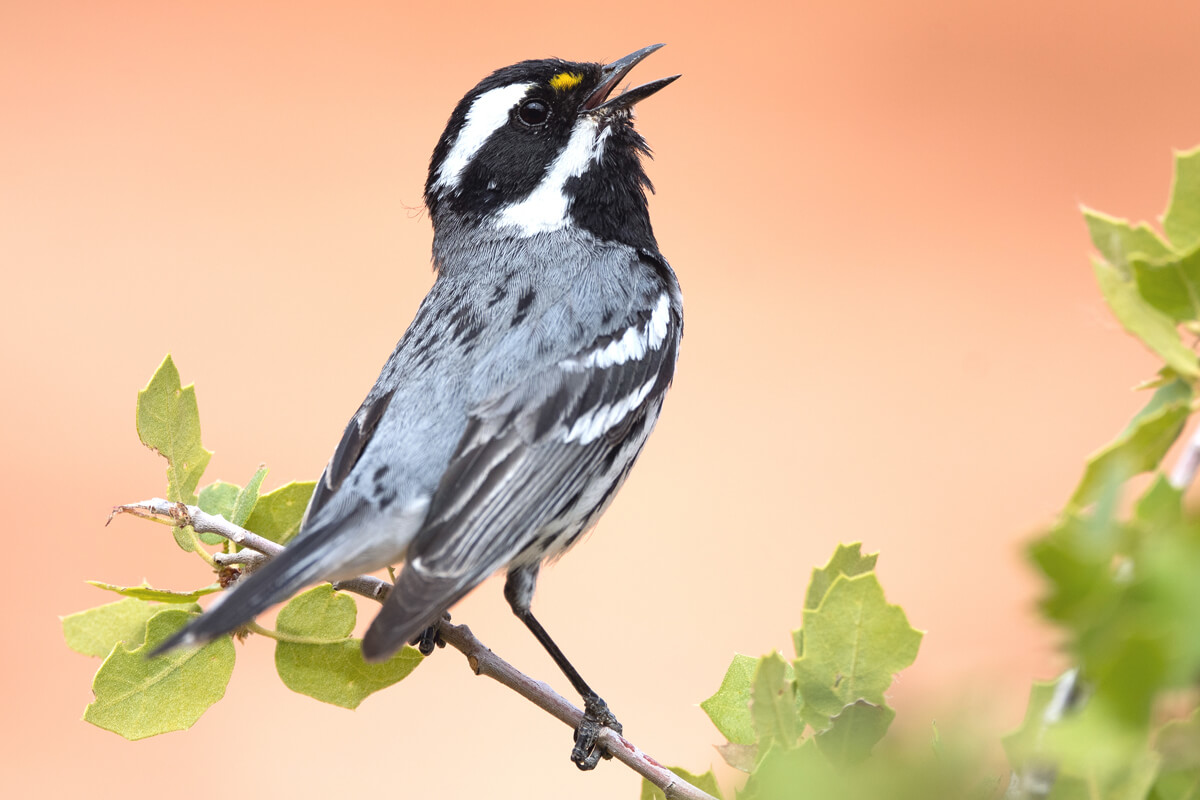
570 696 622 770
409 612 452 656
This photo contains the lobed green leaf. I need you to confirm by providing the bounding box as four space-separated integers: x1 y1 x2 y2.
84 608 234 739
62 597 187 658
700 654 758 746
814 700 895 766
751 651 799 751
245 481 316 545
1069 378 1192 508
792 573 922 722
1131 246 1200 324
136 355 212 507
797 542 878 656
1092 258 1200 378
273 585 422 709
1084 208 1172 271
197 480 240 544
1164 146 1200 254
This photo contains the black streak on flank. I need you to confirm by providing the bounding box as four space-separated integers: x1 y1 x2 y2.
511 288 536 328
488 284 508 307
458 322 483 347
450 305 478 343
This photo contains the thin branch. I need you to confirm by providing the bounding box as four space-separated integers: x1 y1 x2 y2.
111 499 717 800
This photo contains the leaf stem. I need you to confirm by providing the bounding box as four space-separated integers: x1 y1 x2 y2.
244 621 353 647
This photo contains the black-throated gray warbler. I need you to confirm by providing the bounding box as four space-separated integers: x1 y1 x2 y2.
153 44 682 770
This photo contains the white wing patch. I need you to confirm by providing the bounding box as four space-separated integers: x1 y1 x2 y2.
496 117 610 236
561 293 671 372
562 377 659 444
434 83 533 192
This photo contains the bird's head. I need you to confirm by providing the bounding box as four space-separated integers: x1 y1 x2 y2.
425 44 678 252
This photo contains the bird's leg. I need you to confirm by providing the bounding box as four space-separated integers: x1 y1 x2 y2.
410 612 451 656
504 567 621 771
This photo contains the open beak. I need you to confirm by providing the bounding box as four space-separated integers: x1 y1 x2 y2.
582 43 680 113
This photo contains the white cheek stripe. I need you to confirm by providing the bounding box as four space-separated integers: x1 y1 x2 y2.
434 83 533 191
496 117 607 236
562 377 658 444
561 294 671 372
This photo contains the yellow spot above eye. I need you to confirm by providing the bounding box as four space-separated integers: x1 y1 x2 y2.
550 72 583 91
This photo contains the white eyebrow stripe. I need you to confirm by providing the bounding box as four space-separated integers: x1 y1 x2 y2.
434 83 533 191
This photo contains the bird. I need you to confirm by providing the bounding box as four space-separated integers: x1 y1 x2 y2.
152 44 682 770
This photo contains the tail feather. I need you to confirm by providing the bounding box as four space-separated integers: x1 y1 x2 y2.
148 537 330 657
361 567 473 662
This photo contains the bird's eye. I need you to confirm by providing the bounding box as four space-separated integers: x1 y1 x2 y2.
517 99 550 126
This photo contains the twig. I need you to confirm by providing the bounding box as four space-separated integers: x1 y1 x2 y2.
110 499 717 800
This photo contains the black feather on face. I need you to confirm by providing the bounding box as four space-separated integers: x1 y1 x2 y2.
423 52 674 253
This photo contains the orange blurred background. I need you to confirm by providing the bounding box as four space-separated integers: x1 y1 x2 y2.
5 0 1200 795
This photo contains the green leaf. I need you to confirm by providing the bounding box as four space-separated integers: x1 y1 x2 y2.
136 355 213 507
1028 512 1121 627
62 597 190 658
197 480 240 544
1084 208 1173 271
1136 533 1200 687
1070 378 1192 508
1165 146 1200 253
1132 245 1200 324
814 700 896 766
700 654 757 745
274 585 422 709
1135 474 1184 529
1152 769 1200 800
84 607 234 739
232 466 268 527
792 573 922 722
796 543 878 656
1092 258 1200 378
1043 751 1161 800
751 651 798 751
639 766 723 800
244 481 316 545
1002 677 1063 771
86 580 221 604
738 740 831 800
198 480 240 518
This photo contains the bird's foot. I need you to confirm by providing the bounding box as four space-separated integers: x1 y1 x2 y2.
571 695 622 770
410 612 451 656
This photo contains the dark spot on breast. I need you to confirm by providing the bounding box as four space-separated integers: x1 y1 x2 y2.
459 323 483 347
410 303 432 332
379 492 397 511
600 308 614 326
488 284 507 307
373 465 389 481
511 288 536 328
